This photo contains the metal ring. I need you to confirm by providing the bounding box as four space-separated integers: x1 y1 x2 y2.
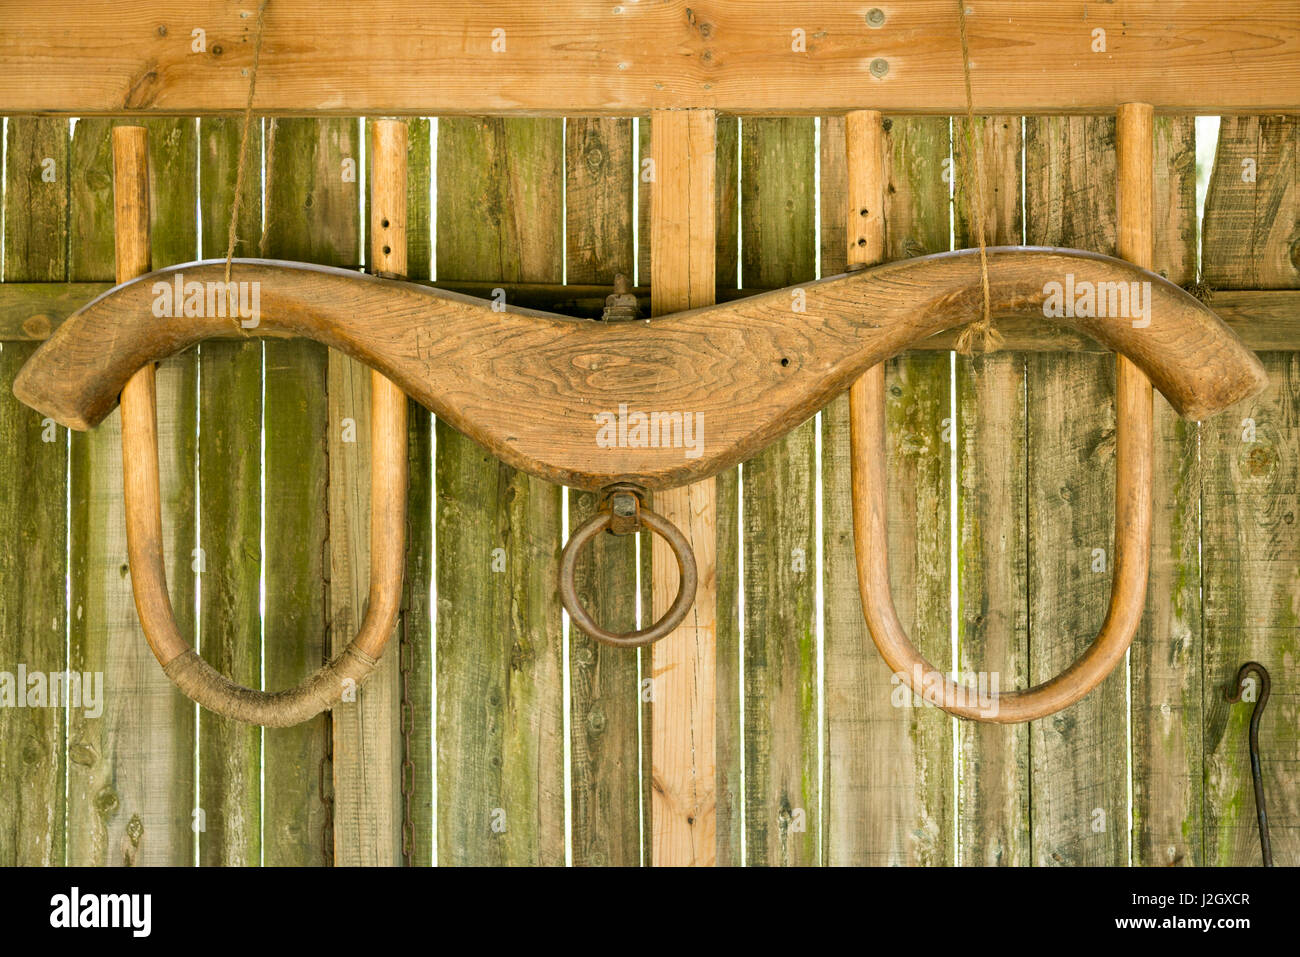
560 504 697 648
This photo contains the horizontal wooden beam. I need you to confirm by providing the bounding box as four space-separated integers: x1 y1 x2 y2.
2 2 1297 116
3 282 1299 351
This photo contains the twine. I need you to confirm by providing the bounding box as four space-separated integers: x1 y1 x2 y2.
952 0 1003 356
223 0 270 302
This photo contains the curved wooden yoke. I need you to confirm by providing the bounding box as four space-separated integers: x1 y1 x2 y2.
11 120 1268 727
15 249 1265 489
85 123 411 729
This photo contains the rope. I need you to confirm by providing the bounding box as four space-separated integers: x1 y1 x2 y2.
223 0 270 297
952 1 1003 356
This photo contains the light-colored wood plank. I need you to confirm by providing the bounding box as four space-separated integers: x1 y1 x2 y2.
3 2 1298 115
1201 115 1299 867
66 117 197 866
738 115 818 866
638 113 741 866
196 115 262 866
435 116 565 866
649 108 716 867
563 116 642 867
0 116 69 866
1024 115 1127 866
952 115 1030 866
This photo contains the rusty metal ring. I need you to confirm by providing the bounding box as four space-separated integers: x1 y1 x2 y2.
560 504 697 648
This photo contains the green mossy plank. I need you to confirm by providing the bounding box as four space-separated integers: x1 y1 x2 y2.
259 117 350 866
1130 115 1205 867
952 115 1031 866
66 117 198 866
739 115 819 866
821 116 954 865
0 116 69 866
1024 115 1127 866
1201 116 1299 866
435 117 565 866
564 117 641 867
196 116 262 866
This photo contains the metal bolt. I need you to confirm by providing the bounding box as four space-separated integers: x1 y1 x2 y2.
870 57 890 78
866 8 886 28
612 493 637 518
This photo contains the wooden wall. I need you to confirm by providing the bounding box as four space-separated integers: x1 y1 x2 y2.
0 112 1294 866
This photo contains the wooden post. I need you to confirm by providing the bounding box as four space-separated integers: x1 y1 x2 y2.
650 109 716 866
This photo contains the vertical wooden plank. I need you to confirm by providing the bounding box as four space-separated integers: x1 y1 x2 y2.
66 118 197 866
649 109 716 867
326 117 402 867
738 116 818 866
1130 115 1204 867
196 116 262 866
1024 115 1127 866
817 112 867 866
0 116 69 866
1202 116 1299 866
564 117 641 867
260 117 351 866
435 117 565 866
823 116 952 865
639 114 740 866
395 117 434 867
952 115 1031 866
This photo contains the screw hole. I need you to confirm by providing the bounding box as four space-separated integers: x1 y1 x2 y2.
382 245 391 255
780 357 790 367
381 218 390 228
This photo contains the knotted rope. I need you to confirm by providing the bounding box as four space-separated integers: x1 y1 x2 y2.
952 0 1003 356
222 0 270 299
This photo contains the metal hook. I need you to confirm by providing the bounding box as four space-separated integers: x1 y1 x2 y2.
1225 661 1272 867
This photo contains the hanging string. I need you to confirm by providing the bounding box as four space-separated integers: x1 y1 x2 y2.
952 1 1003 356
223 0 270 295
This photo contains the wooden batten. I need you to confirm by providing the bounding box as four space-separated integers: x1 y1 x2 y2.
1 2 1297 115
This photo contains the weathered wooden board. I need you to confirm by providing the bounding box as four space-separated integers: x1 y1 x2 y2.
435 117 565 866
66 117 197 866
391 117 434 868
563 116 642 867
648 108 717 866
952 115 1030 865
1201 115 1299 867
0 116 69 866
323 117 402 867
196 116 262 866
1024 115 1127 866
822 115 954 864
3 2 1299 115
259 117 344 866
739 116 819 865
1129 115 1205 867
638 112 742 866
